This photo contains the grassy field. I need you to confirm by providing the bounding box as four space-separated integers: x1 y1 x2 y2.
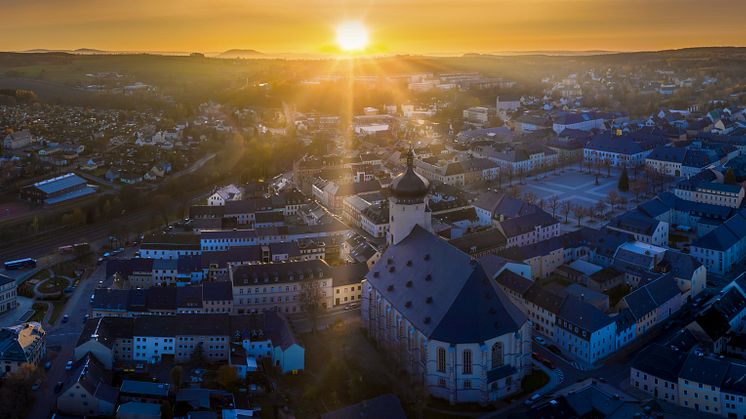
38 277 70 294
49 299 69 325
29 302 48 323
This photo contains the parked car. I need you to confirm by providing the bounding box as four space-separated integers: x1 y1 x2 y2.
44 361 52 370
31 380 41 391
541 358 555 369
531 352 541 360
534 336 546 345
547 344 562 355
54 381 64 393
524 393 542 406
83 314 89 322
62 314 69 323
65 360 73 370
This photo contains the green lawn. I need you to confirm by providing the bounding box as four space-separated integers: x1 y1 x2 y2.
510 369 550 400
29 303 48 323
49 299 69 325
38 277 70 294
30 270 51 282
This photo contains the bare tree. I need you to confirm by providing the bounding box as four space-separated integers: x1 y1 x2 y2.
607 191 619 212
523 192 537 206
548 195 560 218
561 200 573 224
574 205 590 227
618 196 628 211
299 280 325 332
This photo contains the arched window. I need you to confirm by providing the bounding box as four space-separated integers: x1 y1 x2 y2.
491 342 504 369
437 347 446 372
463 350 472 374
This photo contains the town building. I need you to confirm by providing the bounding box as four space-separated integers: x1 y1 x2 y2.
0 274 17 314
0 322 46 376
20 172 98 206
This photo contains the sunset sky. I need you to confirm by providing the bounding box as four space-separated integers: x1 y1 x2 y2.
2 0 745 55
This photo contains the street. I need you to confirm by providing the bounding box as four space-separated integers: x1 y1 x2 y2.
26 252 120 419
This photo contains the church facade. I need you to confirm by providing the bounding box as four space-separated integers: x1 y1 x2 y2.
361 151 532 404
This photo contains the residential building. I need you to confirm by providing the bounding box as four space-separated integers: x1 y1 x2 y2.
0 322 46 376
0 274 17 314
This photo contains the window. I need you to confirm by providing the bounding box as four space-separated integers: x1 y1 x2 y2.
491 342 504 369
463 350 472 374
437 347 446 373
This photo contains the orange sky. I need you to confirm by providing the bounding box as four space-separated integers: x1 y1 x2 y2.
1 0 745 54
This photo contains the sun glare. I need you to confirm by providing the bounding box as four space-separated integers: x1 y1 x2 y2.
335 21 369 52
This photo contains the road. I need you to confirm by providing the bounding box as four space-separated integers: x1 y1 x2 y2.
27 249 132 419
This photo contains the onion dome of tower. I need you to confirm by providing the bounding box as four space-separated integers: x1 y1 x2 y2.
390 149 430 200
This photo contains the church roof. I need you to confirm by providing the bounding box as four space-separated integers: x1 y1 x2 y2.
367 225 527 343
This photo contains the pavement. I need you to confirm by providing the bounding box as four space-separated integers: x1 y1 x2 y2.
26 248 135 419
0 296 34 327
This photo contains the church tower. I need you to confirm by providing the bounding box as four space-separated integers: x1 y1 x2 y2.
388 149 432 245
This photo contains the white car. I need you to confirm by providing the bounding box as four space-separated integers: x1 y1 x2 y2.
65 360 73 370
534 336 546 345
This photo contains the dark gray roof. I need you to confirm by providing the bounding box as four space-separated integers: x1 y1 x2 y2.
495 270 533 295
679 354 730 386
524 283 565 315
631 344 687 383
558 297 615 333
329 263 369 287
390 150 429 200
367 226 527 343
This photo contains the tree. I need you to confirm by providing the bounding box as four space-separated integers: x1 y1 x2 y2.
522 192 537 206
561 200 573 224
725 168 738 184
217 365 240 393
593 201 607 220
299 280 325 332
160 400 173 419
618 166 630 191
607 191 619 212
0 364 40 419
574 205 589 227
170 366 183 388
548 195 560 219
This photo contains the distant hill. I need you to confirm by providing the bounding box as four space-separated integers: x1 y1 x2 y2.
217 49 264 59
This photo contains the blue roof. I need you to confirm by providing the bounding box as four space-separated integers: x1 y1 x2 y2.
44 186 97 204
32 173 87 194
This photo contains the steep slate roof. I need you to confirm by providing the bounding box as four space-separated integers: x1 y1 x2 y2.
558 297 615 333
329 263 369 287
631 344 687 383
499 210 557 238
367 225 527 343
679 354 730 387
623 275 680 320
524 282 565 315
495 270 534 296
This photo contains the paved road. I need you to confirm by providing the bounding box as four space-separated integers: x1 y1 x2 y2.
27 249 130 419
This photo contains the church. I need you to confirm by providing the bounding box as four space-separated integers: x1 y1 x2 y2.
361 150 532 404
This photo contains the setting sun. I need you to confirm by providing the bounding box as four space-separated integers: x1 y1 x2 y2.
335 21 369 52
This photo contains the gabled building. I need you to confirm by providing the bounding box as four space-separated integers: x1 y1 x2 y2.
0 322 45 376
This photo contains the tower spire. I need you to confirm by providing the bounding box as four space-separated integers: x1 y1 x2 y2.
406 147 414 168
